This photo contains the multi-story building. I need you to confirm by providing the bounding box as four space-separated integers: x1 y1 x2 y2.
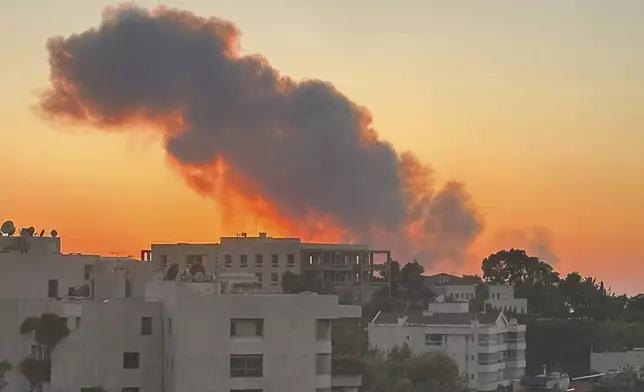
368 298 526 392
424 273 528 314
145 232 390 302
0 228 363 392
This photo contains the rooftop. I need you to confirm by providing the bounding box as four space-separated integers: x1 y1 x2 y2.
372 310 501 326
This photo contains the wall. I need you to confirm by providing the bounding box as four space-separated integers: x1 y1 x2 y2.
50 300 163 392
159 284 359 392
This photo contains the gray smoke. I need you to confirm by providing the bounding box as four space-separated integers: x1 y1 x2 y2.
493 226 560 264
40 4 483 263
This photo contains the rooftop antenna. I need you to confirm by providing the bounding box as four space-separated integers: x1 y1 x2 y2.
1 221 15 236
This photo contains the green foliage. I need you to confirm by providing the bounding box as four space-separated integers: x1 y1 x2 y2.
34 314 69 350
591 367 644 392
19 317 40 335
0 360 11 392
361 345 468 392
482 249 559 287
332 319 366 355
18 358 50 391
280 271 326 294
593 320 644 352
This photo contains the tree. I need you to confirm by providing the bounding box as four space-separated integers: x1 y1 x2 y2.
470 283 489 312
482 249 559 287
591 367 644 392
280 271 324 294
361 345 468 392
0 360 11 392
18 358 50 392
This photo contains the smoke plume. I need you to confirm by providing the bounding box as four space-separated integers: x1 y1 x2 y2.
493 226 560 265
40 4 483 264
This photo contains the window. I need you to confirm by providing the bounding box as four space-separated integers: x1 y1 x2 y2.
316 320 331 341
271 254 279 267
255 254 263 267
255 273 263 284
123 352 140 369
471 374 475 380
186 254 205 266
425 334 442 346
225 254 232 268
84 264 93 280
167 318 172 336
141 317 152 335
159 254 168 269
122 388 140 392
48 279 58 298
240 254 248 268
230 354 263 378
230 319 264 338
271 272 279 285
125 278 132 298
287 254 295 268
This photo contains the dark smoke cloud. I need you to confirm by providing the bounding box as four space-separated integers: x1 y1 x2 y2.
40 4 483 263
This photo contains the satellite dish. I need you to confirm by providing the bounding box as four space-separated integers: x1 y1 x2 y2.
164 264 179 281
51 230 58 238
27 227 35 236
1 221 15 236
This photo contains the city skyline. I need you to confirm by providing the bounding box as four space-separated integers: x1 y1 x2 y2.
1 0 642 294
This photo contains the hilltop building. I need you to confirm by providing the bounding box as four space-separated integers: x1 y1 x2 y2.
424 273 528 314
368 297 526 392
144 232 391 303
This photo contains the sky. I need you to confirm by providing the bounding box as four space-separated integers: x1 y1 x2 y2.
0 0 642 294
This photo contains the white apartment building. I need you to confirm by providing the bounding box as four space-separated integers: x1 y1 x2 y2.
0 229 363 392
368 299 526 392
424 273 528 314
146 233 390 301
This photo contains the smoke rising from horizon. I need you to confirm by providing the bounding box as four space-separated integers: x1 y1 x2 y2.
40 4 483 264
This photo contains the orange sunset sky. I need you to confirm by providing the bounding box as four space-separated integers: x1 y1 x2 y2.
0 0 642 294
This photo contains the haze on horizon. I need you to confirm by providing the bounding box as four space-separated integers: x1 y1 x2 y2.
0 0 642 294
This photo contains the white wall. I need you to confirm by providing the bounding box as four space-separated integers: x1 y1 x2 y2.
158 283 359 392
50 300 163 392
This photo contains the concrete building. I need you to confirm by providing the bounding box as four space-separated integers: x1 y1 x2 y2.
146 233 390 302
0 231 363 392
424 273 528 314
368 299 526 392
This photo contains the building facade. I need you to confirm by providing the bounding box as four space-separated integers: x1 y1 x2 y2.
424 273 528 314
368 300 526 392
146 233 390 302
0 231 362 392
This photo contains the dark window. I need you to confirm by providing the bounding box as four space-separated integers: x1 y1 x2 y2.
271 272 279 285
48 279 58 298
125 279 132 298
287 254 295 267
255 273 263 284
122 388 140 392
255 254 263 267
271 254 279 267
84 264 93 280
230 319 264 338
123 352 140 369
141 317 152 335
225 254 232 267
240 254 248 267
230 354 263 378
159 254 168 269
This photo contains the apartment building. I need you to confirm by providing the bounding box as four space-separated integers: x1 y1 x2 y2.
424 273 528 314
146 233 390 299
368 299 526 392
0 230 362 392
